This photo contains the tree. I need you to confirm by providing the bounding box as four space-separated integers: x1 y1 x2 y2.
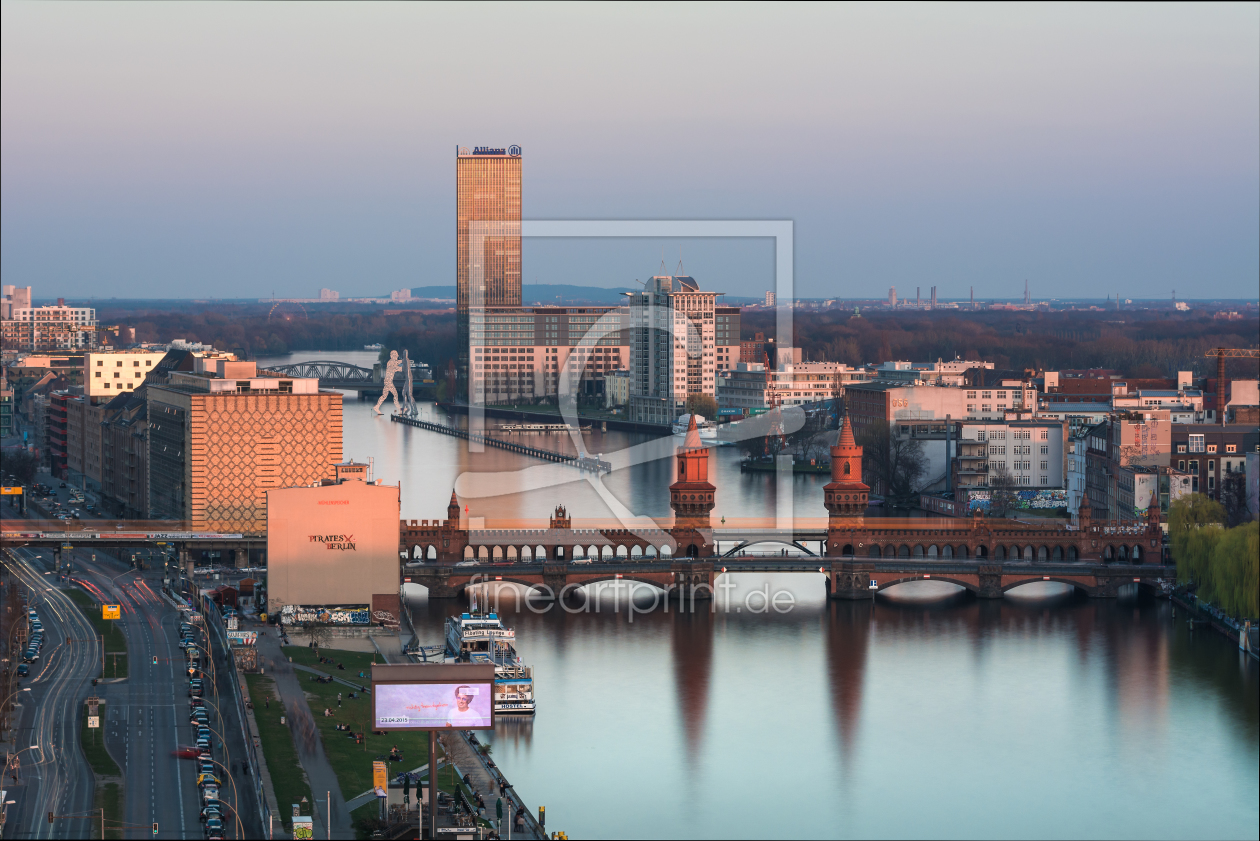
1219 471 1253 528
302 622 331 651
1 449 39 486
988 465 1017 519
855 423 927 505
684 393 718 421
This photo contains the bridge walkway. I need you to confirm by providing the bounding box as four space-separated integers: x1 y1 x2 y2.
391 414 611 473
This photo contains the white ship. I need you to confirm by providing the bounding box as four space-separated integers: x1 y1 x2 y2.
364 343 384 351
444 611 536 716
672 414 718 440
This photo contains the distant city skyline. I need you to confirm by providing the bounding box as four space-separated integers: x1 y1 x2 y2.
2 4 1257 300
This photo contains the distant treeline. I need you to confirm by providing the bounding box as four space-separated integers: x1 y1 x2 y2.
111 303 459 367
106 302 1257 378
742 309 1260 379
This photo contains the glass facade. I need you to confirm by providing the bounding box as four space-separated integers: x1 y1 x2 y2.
457 148 522 387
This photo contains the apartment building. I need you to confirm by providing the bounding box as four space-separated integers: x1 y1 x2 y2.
2 295 97 352
84 349 169 398
1170 423 1260 500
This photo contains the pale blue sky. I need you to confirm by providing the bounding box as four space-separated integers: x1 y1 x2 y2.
2 2 1257 300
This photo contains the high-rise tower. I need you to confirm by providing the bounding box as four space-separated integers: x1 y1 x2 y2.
456 145 522 385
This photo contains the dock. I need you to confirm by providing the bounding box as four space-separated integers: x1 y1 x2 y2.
392 413 612 473
498 422 589 433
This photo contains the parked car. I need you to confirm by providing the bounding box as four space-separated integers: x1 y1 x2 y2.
16 664 29 678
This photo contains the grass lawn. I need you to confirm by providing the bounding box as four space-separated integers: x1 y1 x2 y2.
64 588 129 679
244 674 314 831
280 646 460 802
283 645 380 681
79 702 124 839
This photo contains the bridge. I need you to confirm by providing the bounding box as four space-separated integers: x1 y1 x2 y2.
403 558 1171 601
259 359 436 395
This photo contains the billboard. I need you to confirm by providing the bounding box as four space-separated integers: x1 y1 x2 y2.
266 479 400 614
372 663 495 731
102 605 121 620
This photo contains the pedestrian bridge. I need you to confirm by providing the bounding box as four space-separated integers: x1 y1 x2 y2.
259 359 435 394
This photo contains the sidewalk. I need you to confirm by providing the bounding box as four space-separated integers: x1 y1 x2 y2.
257 631 355 839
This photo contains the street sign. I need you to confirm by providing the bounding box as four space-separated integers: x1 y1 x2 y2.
102 605 121 620
88 716 100 729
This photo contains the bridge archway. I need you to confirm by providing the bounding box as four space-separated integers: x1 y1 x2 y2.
898 545 911 558
722 539 818 558
1002 576 1096 597
520 546 532 561
974 545 985 558
631 546 642 558
602 546 614 561
464 546 474 560
876 575 978 595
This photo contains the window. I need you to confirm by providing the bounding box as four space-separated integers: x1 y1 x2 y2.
1207 460 1214 472
95 372 101 378
1040 461 1048 470
1040 445 1049 454
1207 444 1217 453
1177 444 1186 453
966 391 976 399
982 391 992 399
1040 430 1048 439
1189 460 1198 472
1178 460 1185 471
1226 444 1237 453
1040 475 1048 485
1188 434 1205 453
1208 476 1215 490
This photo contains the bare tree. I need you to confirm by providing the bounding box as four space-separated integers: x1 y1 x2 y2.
855 423 927 505
988 465 1017 519
302 622 331 651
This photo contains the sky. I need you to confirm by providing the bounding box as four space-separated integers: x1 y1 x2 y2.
2 2 1257 301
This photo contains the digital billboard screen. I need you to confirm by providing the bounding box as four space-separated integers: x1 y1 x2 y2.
371 663 495 731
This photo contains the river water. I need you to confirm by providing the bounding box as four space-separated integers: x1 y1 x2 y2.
264 351 1260 839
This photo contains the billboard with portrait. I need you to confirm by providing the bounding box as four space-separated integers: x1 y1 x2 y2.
372 663 495 731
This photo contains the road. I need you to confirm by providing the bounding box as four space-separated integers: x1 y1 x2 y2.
74 550 265 839
5 487 265 840
2 547 96 840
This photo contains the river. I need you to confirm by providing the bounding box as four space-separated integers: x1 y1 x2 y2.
262 351 1260 839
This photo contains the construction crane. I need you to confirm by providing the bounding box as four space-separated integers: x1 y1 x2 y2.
1205 348 1260 425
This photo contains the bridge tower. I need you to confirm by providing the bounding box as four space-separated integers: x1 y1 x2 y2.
824 415 869 523
670 415 715 557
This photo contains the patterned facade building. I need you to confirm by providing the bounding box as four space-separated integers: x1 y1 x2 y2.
147 362 342 534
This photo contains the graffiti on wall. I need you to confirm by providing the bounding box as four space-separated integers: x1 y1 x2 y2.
966 489 1067 513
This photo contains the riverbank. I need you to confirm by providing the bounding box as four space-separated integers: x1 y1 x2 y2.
1169 590 1260 660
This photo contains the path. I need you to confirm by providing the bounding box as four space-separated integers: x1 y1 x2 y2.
256 631 355 839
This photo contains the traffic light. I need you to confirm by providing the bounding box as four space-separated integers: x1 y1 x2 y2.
152 823 159 835
152 656 158 666
48 812 54 824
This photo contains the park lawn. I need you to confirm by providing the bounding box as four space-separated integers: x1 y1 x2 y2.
281 646 460 802
244 674 315 831
79 703 124 839
282 644 380 681
65 587 129 679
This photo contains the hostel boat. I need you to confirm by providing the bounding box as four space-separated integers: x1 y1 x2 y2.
444 612 536 716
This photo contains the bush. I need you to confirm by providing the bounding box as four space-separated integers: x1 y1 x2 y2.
1170 495 1259 618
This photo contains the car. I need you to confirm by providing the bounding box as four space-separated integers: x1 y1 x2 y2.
195 739 211 755
172 746 201 759
197 774 220 787
571 557 593 565
189 685 203 698
22 650 38 663
455 560 479 566
16 664 29 677
59 482 66 488
200 786 219 803
205 817 224 833
189 698 205 710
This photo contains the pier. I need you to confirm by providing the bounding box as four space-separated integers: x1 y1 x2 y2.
391 413 612 473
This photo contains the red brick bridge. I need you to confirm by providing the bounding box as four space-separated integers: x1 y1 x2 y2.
399 416 1171 600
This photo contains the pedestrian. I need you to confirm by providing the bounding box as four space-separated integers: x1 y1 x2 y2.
265 698 269 710
337 692 342 702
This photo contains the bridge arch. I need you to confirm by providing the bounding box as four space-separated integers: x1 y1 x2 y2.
1002 576 1096 597
722 538 818 558
876 575 978 595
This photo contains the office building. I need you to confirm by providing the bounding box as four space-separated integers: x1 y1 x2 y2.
628 274 720 424
469 305 630 405
147 359 342 534
456 145 522 385
718 359 870 412
764 291 776 307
